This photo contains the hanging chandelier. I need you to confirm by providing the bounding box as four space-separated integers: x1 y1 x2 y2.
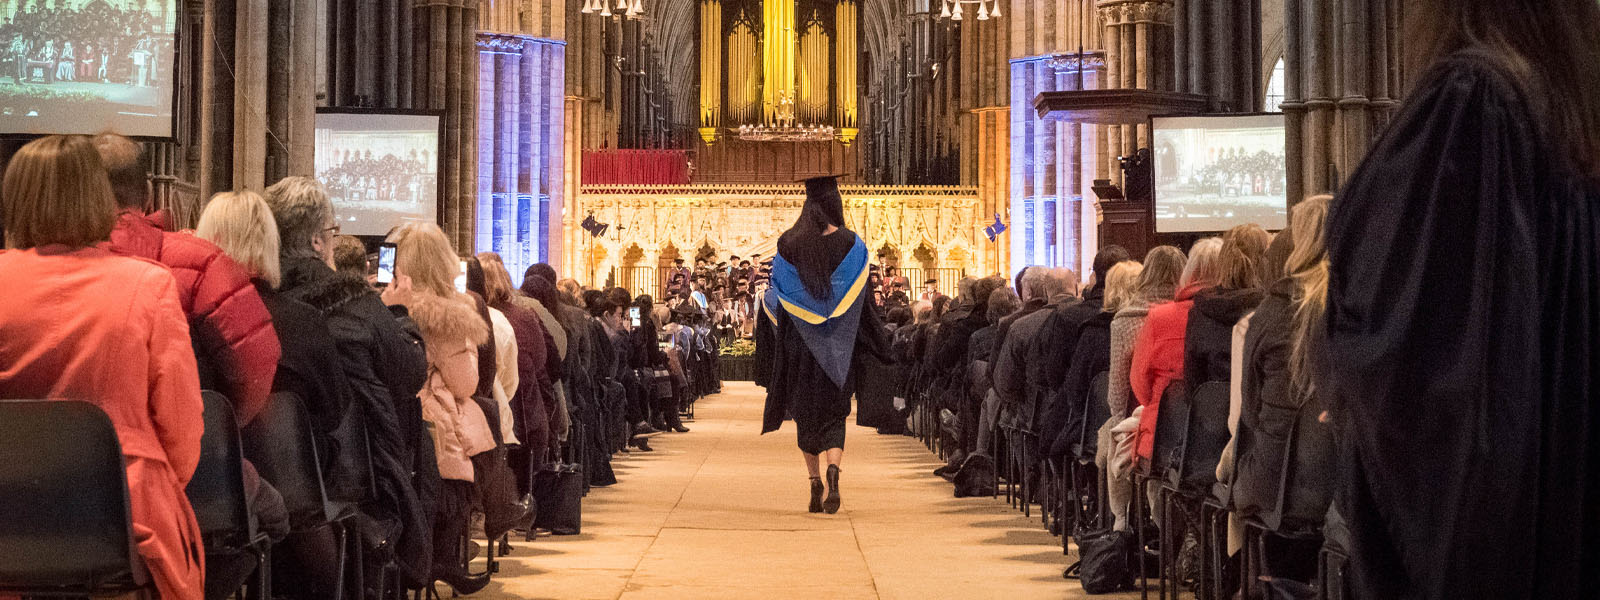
580 0 644 19
936 0 1001 21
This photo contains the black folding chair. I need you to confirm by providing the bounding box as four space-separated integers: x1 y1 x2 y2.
1168 382 1231 600
243 392 369 600
188 390 272 600
1063 372 1111 557
0 400 155 599
1134 382 1186 600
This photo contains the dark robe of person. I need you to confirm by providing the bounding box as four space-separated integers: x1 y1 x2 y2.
1324 49 1600 599
755 178 893 453
1044 311 1113 458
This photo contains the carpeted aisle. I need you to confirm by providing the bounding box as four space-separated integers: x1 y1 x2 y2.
475 381 1139 600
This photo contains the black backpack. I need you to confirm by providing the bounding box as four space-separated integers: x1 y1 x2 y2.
1069 527 1137 594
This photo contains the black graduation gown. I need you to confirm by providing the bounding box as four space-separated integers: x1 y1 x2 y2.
1325 49 1600 599
755 231 894 437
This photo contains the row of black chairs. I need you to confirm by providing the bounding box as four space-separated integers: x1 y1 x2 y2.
898 362 1349 600
0 392 507 600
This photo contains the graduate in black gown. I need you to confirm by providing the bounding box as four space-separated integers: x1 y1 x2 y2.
1323 2 1600 597
755 175 893 514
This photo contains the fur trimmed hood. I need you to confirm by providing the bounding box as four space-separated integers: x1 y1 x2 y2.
279 256 375 314
408 293 490 349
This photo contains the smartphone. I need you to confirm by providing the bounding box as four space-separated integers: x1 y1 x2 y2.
454 259 468 293
376 243 396 285
629 306 641 327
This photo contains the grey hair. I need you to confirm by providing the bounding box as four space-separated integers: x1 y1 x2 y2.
956 276 978 303
1022 267 1078 301
263 176 333 260
1180 237 1225 289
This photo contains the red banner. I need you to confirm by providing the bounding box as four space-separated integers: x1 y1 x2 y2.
582 149 692 185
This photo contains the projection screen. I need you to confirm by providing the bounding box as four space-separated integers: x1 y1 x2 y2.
314 109 442 236
1152 114 1288 233
0 1 177 138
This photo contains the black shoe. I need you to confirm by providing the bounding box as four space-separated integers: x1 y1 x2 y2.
634 421 661 435
809 477 825 513
630 437 654 452
672 424 690 433
824 465 842 514
438 570 491 595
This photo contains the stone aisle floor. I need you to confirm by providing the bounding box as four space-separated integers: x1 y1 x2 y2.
475 382 1142 600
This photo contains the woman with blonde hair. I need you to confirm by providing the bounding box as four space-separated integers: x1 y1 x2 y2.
1185 225 1271 400
1101 246 1185 531
199 190 366 592
385 222 512 593
1231 196 1334 588
0 135 205 600
1130 238 1222 467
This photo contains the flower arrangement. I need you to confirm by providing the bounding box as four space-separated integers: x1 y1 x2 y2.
719 338 755 357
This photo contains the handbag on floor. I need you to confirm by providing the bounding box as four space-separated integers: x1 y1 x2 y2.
532 462 584 535
1071 527 1137 594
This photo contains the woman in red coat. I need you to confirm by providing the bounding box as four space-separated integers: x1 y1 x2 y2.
1129 237 1223 466
0 135 205 600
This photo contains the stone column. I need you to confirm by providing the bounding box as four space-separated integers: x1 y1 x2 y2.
1282 0 1402 203
1095 0 1173 179
414 0 480 250
1174 0 1260 112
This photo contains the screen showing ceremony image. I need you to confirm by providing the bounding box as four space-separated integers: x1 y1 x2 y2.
0 0 176 137
1152 114 1288 233
314 111 440 236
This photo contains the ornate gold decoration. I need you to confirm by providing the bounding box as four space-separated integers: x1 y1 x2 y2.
571 184 995 284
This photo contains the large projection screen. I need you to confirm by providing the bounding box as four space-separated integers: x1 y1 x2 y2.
0 1 177 137
314 110 441 236
1152 114 1288 233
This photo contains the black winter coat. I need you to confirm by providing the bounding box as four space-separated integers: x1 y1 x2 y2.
279 256 435 587
1183 286 1264 398
1033 287 1103 423
255 281 360 503
1045 311 1113 458
1231 277 1331 534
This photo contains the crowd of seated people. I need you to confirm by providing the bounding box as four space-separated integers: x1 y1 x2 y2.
884 201 1345 597
0 133 707 600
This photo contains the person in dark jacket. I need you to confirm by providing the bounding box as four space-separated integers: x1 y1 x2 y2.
1233 196 1333 587
1183 225 1270 398
265 176 435 590
1327 7 1600 594
1034 246 1130 427
755 176 894 514
1046 261 1140 459
477 253 561 489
